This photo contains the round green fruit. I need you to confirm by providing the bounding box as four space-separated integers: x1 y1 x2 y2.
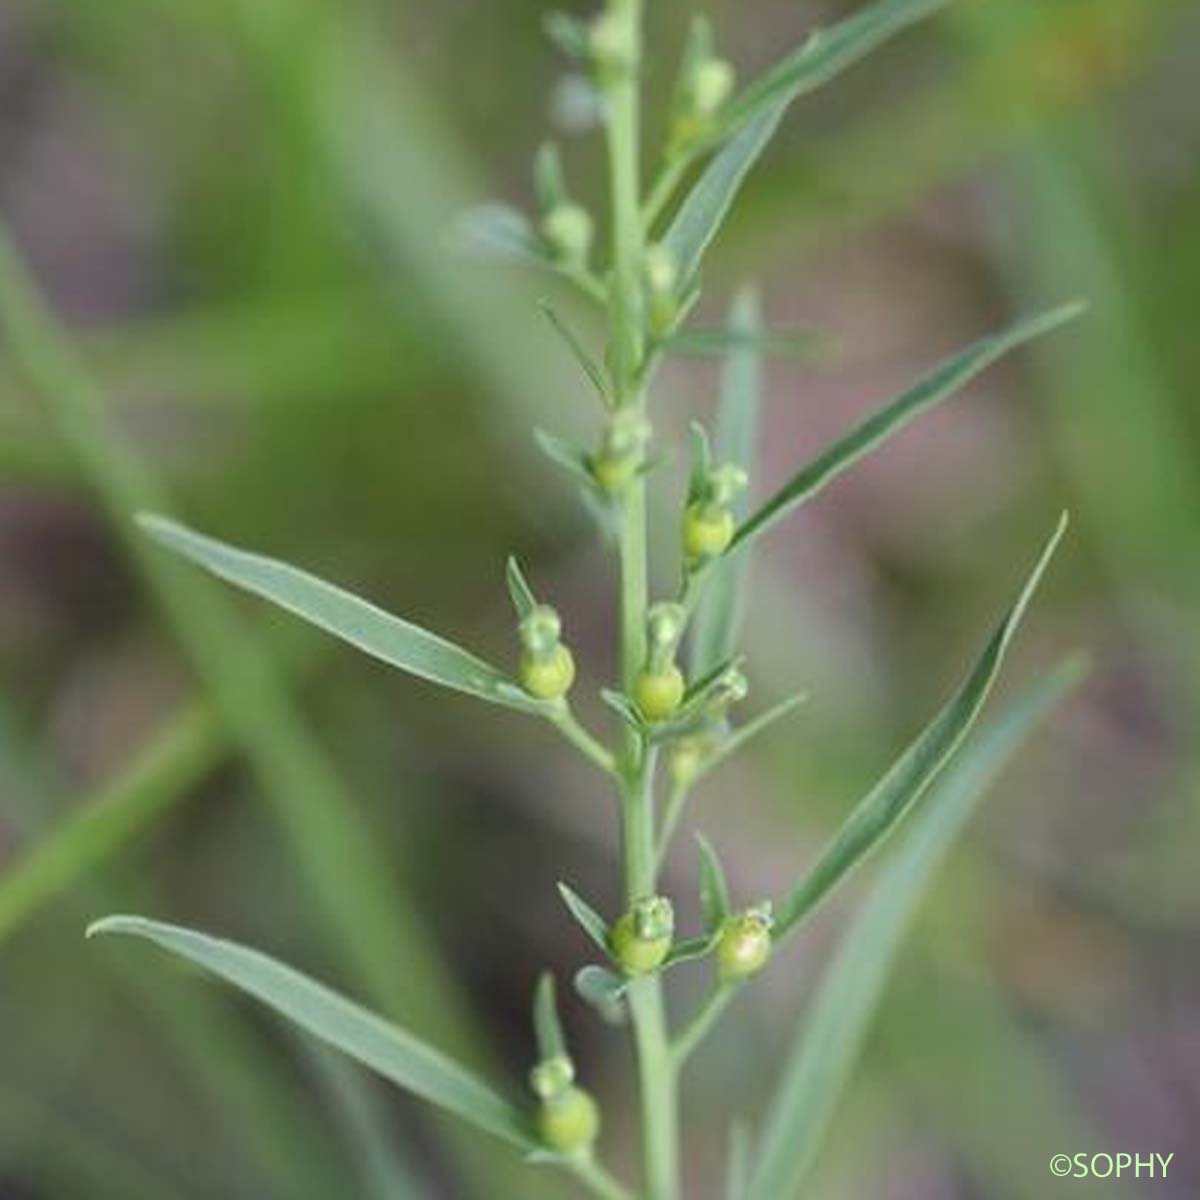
633 665 685 722
520 645 576 701
538 1086 600 1154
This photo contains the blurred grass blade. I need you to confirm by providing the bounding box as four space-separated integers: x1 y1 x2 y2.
726 1121 751 1200
691 289 763 676
664 0 949 283
304 1045 425 1200
139 515 540 714
0 704 220 946
747 658 1086 1200
557 882 611 954
697 834 732 931
722 0 949 136
666 325 825 360
774 514 1068 939
88 916 537 1152
731 304 1084 553
533 973 568 1062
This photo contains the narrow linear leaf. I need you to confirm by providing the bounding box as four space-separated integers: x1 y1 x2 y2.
88 916 536 1152
139 515 539 715
693 693 808 787
723 0 949 135
663 0 950 282
532 973 567 1062
505 557 538 622
663 934 718 968
534 143 567 213
687 421 713 501
697 834 732 931
556 882 611 955
774 514 1069 939
534 427 598 491
731 304 1085 553
691 288 763 677
666 326 825 361
747 658 1087 1200
539 302 611 404
600 689 643 731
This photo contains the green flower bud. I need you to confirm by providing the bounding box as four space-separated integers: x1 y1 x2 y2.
667 735 708 787
529 1054 575 1101
591 410 651 495
542 203 594 266
683 502 735 562
610 896 674 974
520 644 576 701
538 1085 601 1153
644 244 678 297
716 907 773 982
590 12 635 75
689 58 735 117
633 664 685 722
518 605 575 700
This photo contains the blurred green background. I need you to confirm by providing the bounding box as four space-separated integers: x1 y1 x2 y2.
1 0 1198 1196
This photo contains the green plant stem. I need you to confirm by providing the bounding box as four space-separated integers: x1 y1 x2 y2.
570 1156 637 1200
654 778 691 870
671 984 736 1072
551 709 618 776
603 3 680 1195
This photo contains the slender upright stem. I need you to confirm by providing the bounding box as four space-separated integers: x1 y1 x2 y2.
603 3 681 1195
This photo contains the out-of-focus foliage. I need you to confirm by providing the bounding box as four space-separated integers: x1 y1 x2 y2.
1 0 1198 1195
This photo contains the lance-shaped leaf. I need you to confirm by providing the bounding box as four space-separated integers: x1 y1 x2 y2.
539 301 611 405
453 204 549 267
731 304 1085 554
662 0 949 283
747 658 1086 1199
556 882 611 955
691 693 808 788
773 514 1068 940
691 288 763 677
697 834 732 932
532 973 568 1063
505 557 538 622
139 515 544 715
87 916 536 1152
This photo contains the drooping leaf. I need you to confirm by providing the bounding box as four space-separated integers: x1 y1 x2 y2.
573 965 628 1024
746 658 1086 1199
556 882 611 955
662 0 950 283
539 302 611 405
87 916 536 1152
690 288 763 677
532 973 567 1063
453 204 548 267
505 557 538 622
139 516 542 715
731 304 1085 554
774 514 1069 940
697 834 732 931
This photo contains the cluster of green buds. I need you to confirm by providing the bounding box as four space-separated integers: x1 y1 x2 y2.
684 462 747 566
530 1054 600 1154
632 602 687 722
609 894 675 975
589 408 651 495
518 604 576 701
715 903 774 982
667 19 737 158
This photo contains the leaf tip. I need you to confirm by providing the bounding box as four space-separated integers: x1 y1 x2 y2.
86 914 133 940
